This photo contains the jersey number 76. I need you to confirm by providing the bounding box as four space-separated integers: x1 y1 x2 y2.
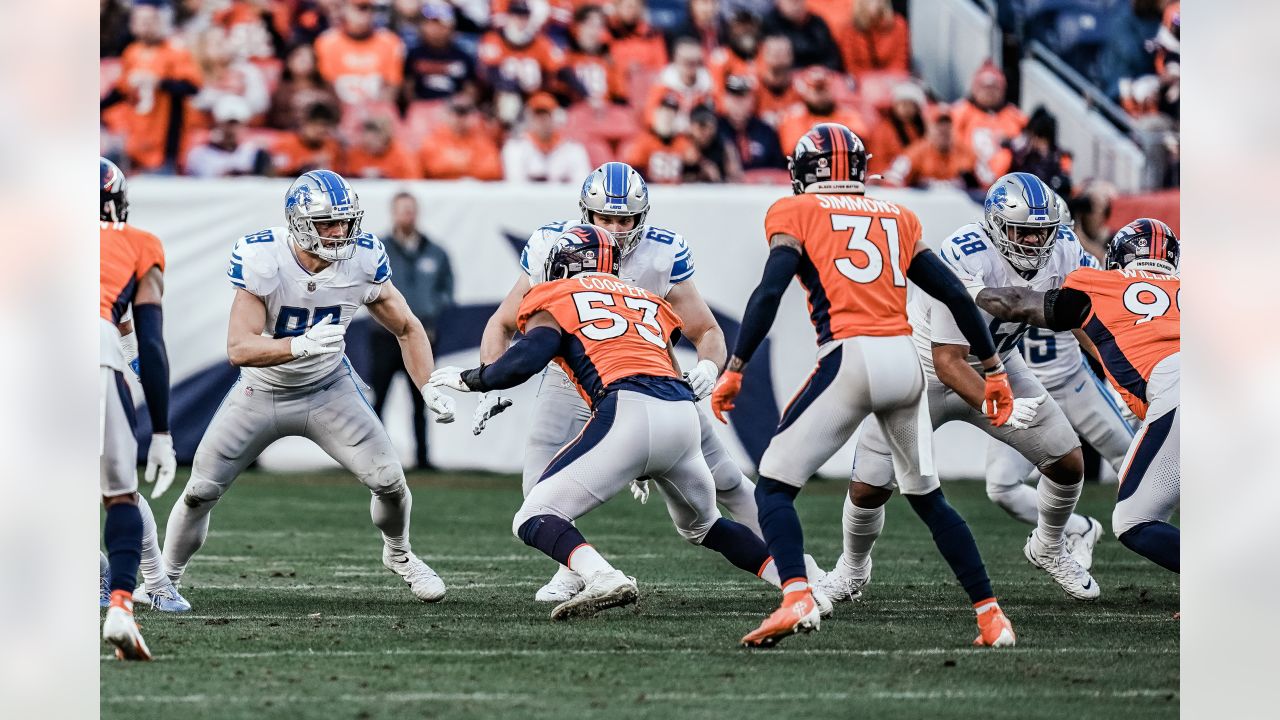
572 292 666 349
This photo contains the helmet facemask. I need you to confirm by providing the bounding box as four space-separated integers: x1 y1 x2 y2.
580 208 647 257
290 208 364 262
989 215 1059 272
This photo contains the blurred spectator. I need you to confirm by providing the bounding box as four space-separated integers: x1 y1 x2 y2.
777 67 867 152
271 101 343 175
372 191 455 470
101 1 204 172
624 94 697 184
282 0 338 48
501 92 592 182
866 80 926 177
102 0 134 58
762 0 842 71
418 96 503 179
718 75 785 170
211 0 280 62
192 27 271 124
835 0 910 78
403 2 476 101
708 10 762 95
565 5 627 106
753 34 803 127
885 109 980 190
1007 107 1073 198
268 43 341 130
184 96 273 177
685 104 742 183
478 0 570 124
1097 0 1164 103
388 0 427 51
1067 180 1118 260
343 115 421 178
314 0 406 105
949 62 1025 186
645 37 714 132
669 0 724 57
806 0 856 36
608 0 669 78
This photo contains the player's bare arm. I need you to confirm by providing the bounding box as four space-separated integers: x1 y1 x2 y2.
367 280 437 388
480 274 532 364
226 289 304 367
975 286 1093 333
665 280 726 371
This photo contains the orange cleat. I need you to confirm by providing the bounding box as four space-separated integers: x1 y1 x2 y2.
973 601 1016 648
103 590 152 661
741 589 821 649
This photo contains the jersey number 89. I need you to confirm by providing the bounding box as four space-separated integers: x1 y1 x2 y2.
831 215 907 287
572 292 666 349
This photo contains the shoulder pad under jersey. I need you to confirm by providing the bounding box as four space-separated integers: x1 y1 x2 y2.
640 225 694 283
521 219 573 280
353 232 392 284
229 227 285 296
937 223 997 285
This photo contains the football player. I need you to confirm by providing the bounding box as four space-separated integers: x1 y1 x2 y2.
712 124 1023 649
433 227 813 620
973 219 1180 572
160 170 457 603
982 195 1135 569
475 162 823 604
821 173 1101 605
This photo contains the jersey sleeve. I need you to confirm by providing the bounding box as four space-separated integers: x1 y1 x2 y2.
229 229 282 297
926 293 970 346
520 220 570 282
763 197 807 248
133 228 166 278
515 281 567 332
937 225 998 295
1058 226 1099 269
357 233 393 303
657 297 685 336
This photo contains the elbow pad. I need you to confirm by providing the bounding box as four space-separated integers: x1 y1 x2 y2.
1043 288 1091 331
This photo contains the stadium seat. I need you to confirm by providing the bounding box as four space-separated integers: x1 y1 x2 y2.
101 58 122 99
580 137 615 168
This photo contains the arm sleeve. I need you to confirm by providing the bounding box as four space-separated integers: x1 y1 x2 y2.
730 245 800 364
907 251 997 359
465 326 562 391
132 303 170 433
1043 287 1092 331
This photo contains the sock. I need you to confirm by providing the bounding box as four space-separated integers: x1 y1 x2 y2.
974 598 1000 615
565 544 613 577
990 482 1091 534
700 518 771 575
371 485 412 554
517 514 616 577
715 475 762 538
840 494 883 570
1118 521 1180 572
162 494 215 582
906 489 994 605
754 477 807 587
135 495 168 590
1034 476 1083 551
104 502 143 594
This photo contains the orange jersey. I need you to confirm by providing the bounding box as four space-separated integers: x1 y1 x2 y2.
342 139 421 179
623 131 696 184
313 29 405 105
101 221 166 323
948 99 1025 182
764 193 923 343
754 80 804 129
836 15 911 77
476 32 566 95
886 138 978 188
517 276 685 404
114 39 204 170
418 127 503 180
270 133 344 176
777 108 871 157
566 51 627 104
1063 267 1181 419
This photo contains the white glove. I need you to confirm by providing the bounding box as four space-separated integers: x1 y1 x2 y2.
683 359 720 401
421 383 456 423
1002 394 1047 430
428 365 471 392
145 433 177 499
290 320 345 358
472 392 513 436
629 478 650 504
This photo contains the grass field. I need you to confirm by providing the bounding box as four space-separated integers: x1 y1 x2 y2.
101 470 1178 719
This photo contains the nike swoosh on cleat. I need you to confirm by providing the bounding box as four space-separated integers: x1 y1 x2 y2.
391 556 409 564
1082 579 1093 590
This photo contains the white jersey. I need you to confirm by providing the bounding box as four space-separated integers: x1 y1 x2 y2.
910 221 1087 376
519 220 694 297
228 226 391 388
1016 226 1099 389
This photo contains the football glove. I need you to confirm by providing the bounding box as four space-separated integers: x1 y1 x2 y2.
472 392 513 436
683 359 719 401
980 371 1015 427
420 383 456 423
144 433 177 499
428 365 471 392
290 320 345 359
1003 394 1046 430
630 478 650 505
710 370 743 423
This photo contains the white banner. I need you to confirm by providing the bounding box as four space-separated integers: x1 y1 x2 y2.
128 178 996 479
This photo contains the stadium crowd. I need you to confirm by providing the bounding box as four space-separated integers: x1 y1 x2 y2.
100 0 1177 191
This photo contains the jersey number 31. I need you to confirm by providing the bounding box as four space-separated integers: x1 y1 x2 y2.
831 215 907 287
572 292 666 349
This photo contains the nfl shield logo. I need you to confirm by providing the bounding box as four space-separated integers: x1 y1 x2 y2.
307 281 317 292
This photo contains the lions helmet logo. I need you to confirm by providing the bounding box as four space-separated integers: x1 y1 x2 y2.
286 184 313 212
984 185 1009 214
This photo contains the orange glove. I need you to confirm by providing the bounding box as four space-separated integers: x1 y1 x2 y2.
980 371 1014 427
710 370 743 424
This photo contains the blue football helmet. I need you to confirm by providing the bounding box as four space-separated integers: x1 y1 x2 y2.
982 172 1062 272
578 162 649 256
284 170 365 261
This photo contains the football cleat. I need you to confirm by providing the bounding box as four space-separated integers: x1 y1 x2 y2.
803 554 827 586
815 557 872 602
810 585 834 619
550 570 637 621
535 566 585 603
132 582 193 613
383 547 447 603
1065 516 1105 571
1024 534 1101 601
99 562 111 609
973 603 1016 648
741 589 821 649
102 591 152 661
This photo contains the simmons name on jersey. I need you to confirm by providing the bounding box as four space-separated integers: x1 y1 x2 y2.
910 222 1089 376
228 226 391 387
519 220 694 297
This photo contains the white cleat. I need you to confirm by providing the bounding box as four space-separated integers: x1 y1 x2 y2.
803 554 827 586
1024 534 1100 601
1065 517 1105 571
102 594 152 661
550 570 637 621
383 547 447 603
810 585 834 618
133 582 193 613
815 557 872 603
535 566 585 603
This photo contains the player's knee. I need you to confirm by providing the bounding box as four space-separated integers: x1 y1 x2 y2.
1112 505 1140 539
1041 447 1084 485
511 504 568 538
183 477 227 508
850 481 892 509
362 461 406 496
675 515 718 544
708 459 744 493
985 481 1019 508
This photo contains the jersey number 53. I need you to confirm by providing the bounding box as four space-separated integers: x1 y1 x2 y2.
572 291 666 349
